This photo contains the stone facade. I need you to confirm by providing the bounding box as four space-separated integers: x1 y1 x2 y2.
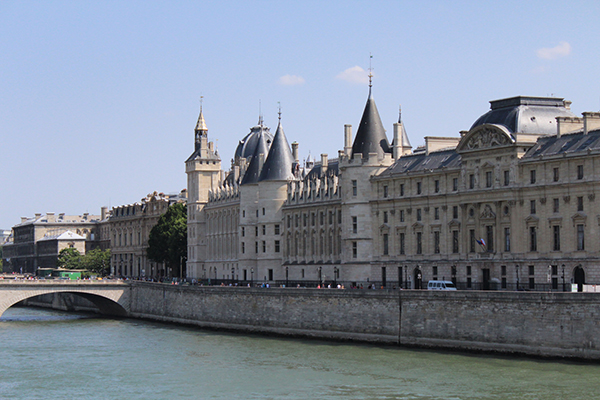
186 91 600 290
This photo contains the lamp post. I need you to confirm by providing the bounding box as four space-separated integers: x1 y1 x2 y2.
232 267 235 284
404 265 408 289
516 264 519 291
285 266 289 287
251 268 254 286
334 267 338 287
561 264 566 292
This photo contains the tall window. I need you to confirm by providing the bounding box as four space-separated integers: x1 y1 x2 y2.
553 226 560 251
469 174 475 189
453 206 458 219
352 180 357 196
486 225 494 253
383 234 389 255
504 227 510 252
416 232 422 254
416 209 422 221
274 240 280 253
383 185 389 198
383 211 388 224
553 198 559 213
434 231 440 254
529 265 535 290
352 216 357 233
553 167 559 182
530 169 536 184
417 182 422 194
452 230 459 253
399 233 405 255
486 171 492 188
452 177 458 191
530 227 537 252
434 207 439 220
530 200 536 215
577 164 584 180
400 184 404 196
274 224 280 235
504 170 510 186
577 196 584 212
469 229 475 253
400 210 405 222
352 241 357 258
577 224 585 250
434 180 440 193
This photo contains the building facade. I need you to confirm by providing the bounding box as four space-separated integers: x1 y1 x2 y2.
186 89 600 290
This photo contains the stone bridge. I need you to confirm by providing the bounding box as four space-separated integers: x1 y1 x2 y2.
0 280 131 317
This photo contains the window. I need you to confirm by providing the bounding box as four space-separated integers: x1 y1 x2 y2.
256 210 259 217
320 212 324 225
417 182 422 194
416 232 422 254
400 210 405 222
255 226 259 236
529 265 535 290
416 209 422 221
504 170 510 186
452 230 459 253
303 214 307 227
486 225 494 253
268 269 274 281
530 169 536 184
432 266 438 280
486 171 492 188
553 167 559 182
262 225 266 235
274 224 280 235
399 233 405 255
400 184 405 196
530 227 537 252
383 234 389 255
434 231 440 254
383 185 389 198
469 229 475 253
504 227 510 252
553 198 559 213
434 180 440 193
530 200 536 215
434 207 439 220
383 211 388 224
338 210 342 224
352 216 357 233
241 242 245 254
352 180 357 196
262 241 266 252
469 174 475 189
241 227 245 237
243 210 246 218
553 225 560 251
452 177 458 191
352 241 357 258
262 208 265 215
577 224 585 250
577 196 584 212
466 265 472 288
577 164 584 180
452 206 458 219
255 241 258 254
274 240 280 253
287 215 291 228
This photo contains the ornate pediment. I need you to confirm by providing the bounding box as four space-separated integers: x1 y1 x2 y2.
458 124 514 152
480 205 496 220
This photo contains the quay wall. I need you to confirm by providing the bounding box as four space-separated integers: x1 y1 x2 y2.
128 283 600 360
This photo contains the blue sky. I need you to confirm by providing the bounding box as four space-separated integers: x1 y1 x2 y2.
2 1 599 229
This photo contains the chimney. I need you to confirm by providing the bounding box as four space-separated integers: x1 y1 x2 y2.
321 154 328 174
291 142 299 163
344 124 352 156
34 213 41 219
393 122 401 159
101 207 108 220
21 217 28 223
46 212 55 222
233 165 240 182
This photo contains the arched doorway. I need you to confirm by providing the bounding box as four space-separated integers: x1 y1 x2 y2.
413 267 423 290
573 266 585 292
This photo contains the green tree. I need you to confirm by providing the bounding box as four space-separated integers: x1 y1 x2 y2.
57 247 83 269
82 248 111 276
147 202 187 278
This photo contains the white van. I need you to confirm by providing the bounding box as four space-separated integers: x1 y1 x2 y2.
427 280 457 290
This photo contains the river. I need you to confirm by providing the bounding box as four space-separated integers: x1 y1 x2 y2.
1 307 598 399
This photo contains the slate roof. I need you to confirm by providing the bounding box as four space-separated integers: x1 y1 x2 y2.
234 118 273 161
523 129 600 159
259 121 295 182
303 159 340 181
240 130 270 185
383 149 461 175
470 96 575 135
351 90 392 159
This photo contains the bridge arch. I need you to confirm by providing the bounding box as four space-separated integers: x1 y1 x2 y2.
0 283 130 318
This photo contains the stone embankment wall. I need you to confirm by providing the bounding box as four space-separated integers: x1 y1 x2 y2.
128 283 600 360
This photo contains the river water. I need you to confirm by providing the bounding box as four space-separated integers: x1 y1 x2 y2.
1 307 599 400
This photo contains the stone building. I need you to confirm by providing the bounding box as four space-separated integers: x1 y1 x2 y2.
2 212 102 273
105 190 187 278
186 86 600 290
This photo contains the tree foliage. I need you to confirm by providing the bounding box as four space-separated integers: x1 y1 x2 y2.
147 203 187 277
82 248 111 275
56 248 83 269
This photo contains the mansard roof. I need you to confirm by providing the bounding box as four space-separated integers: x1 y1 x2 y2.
259 121 295 182
470 96 575 135
351 90 392 159
234 118 273 161
240 130 270 185
523 129 600 159
383 149 461 175
303 159 339 181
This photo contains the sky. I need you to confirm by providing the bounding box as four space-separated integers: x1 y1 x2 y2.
2 0 600 229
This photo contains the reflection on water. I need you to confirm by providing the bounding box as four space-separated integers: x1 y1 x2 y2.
1 306 599 400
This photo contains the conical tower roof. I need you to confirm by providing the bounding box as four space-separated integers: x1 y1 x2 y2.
351 89 391 159
259 120 295 182
195 108 208 131
240 131 270 185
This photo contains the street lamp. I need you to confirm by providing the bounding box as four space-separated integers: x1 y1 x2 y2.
232 267 235 284
516 264 519 291
285 266 289 287
404 265 408 289
334 267 338 287
251 268 254 286
562 264 566 292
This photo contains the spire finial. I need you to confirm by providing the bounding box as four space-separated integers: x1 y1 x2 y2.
200 95 203 113
258 99 263 126
368 53 373 88
278 102 282 122
398 105 402 123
